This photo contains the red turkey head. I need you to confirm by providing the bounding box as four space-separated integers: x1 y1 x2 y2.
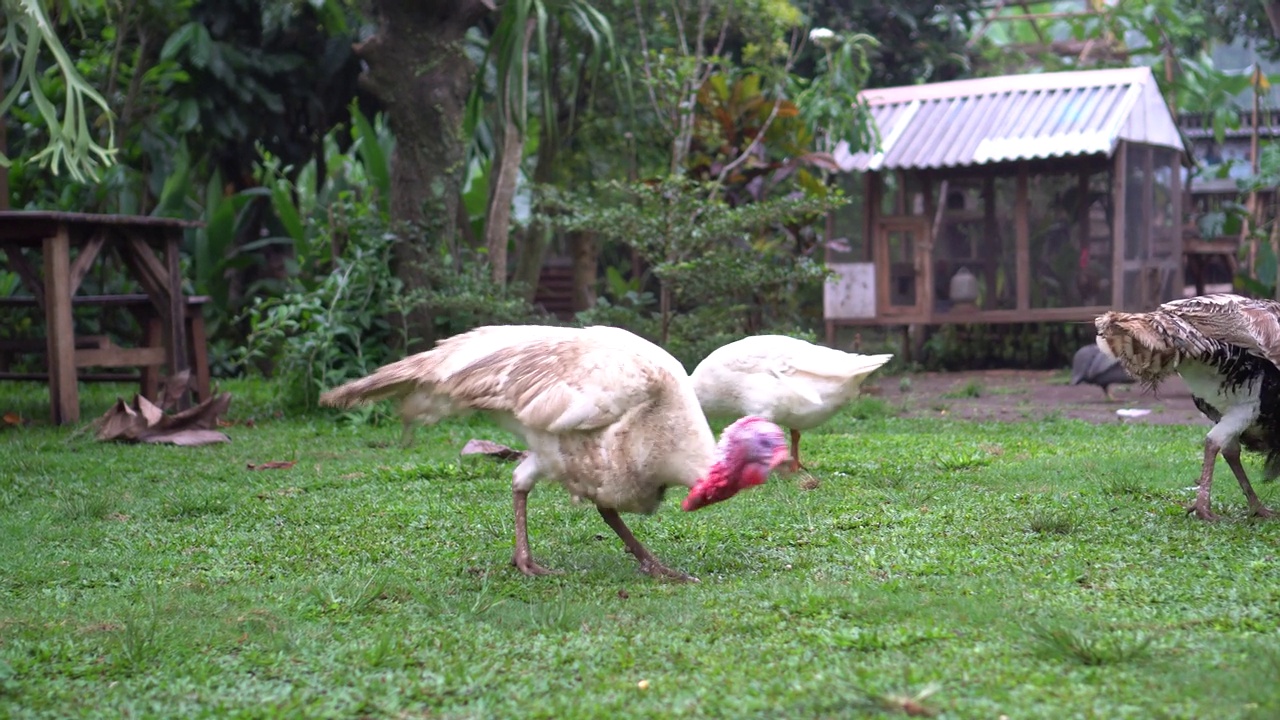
682 416 789 511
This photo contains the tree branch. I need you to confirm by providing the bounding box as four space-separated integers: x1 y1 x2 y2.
631 0 673 137
714 27 804 185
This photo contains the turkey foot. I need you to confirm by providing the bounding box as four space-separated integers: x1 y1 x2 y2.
598 508 699 583
511 489 562 577
511 553 560 576
637 556 699 583
1185 502 1222 522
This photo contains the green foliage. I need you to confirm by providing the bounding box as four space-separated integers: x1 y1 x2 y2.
792 28 879 156
235 105 424 408
0 0 117 181
240 201 420 410
545 175 842 364
921 323 1096 371
1235 141 1280 298
413 242 552 341
1027 623 1153 666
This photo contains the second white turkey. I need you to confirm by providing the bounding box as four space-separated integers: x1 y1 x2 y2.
691 335 893 472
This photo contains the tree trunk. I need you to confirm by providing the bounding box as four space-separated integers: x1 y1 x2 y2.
511 120 561 300
569 230 597 311
1266 2 1280 39
485 120 523 286
355 0 495 347
0 53 8 210
484 17 536 287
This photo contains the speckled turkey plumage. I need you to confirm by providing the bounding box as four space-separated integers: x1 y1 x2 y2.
1095 293 1280 519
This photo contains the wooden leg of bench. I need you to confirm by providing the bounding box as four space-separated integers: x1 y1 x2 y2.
141 317 161 401
187 313 211 402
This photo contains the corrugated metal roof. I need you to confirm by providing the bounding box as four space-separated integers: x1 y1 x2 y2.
843 67 1185 172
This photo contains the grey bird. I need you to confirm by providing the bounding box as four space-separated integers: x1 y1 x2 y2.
1070 343 1134 401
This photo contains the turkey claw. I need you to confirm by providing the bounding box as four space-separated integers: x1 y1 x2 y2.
639 558 699 583
512 556 562 576
1186 503 1222 522
1249 505 1277 519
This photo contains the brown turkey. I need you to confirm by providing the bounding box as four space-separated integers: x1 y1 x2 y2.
1095 294 1280 520
320 324 791 581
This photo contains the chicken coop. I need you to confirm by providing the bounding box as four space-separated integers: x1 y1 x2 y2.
824 66 1187 345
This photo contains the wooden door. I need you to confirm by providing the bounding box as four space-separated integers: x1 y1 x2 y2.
876 217 931 317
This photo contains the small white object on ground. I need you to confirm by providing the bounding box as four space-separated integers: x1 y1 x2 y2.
1115 408 1152 419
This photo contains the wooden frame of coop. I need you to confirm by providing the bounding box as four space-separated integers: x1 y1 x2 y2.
824 67 1188 346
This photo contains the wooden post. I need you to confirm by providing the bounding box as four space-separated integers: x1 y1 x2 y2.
43 223 78 424
1141 145 1154 305
163 228 191 409
983 176 997 309
1170 150 1184 300
865 172 879 261
1112 141 1128 308
1077 170 1091 304
1015 163 1030 311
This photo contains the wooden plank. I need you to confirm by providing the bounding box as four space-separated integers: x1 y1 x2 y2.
0 371 140 382
75 346 167 368
1184 239 1240 255
829 304 1112 327
42 223 78 425
120 233 172 307
1112 140 1127 308
68 230 108 295
1015 163 1030 311
2 246 44 306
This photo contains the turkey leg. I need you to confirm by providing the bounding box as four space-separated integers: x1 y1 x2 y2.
511 489 560 576
597 508 699 583
1221 444 1277 518
788 428 807 473
1189 439 1223 521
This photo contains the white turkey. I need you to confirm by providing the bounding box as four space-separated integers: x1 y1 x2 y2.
690 335 893 472
1069 343 1134 401
1095 293 1280 520
319 324 791 581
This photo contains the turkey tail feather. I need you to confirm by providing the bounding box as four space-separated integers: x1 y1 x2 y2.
318 353 438 408
1095 309 1220 386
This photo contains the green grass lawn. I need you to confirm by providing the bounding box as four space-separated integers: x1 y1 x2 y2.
3 381 1280 719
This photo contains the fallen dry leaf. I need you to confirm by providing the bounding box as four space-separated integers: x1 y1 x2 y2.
3 411 24 426
95 387 232 446
460 439 527 462
247 461 296 471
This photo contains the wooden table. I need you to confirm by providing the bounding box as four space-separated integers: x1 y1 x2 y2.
0 211 203 424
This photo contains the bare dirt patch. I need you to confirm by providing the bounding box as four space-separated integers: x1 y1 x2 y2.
865 369 1207 427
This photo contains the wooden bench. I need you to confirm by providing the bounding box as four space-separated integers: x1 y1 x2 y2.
0 293 211 403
